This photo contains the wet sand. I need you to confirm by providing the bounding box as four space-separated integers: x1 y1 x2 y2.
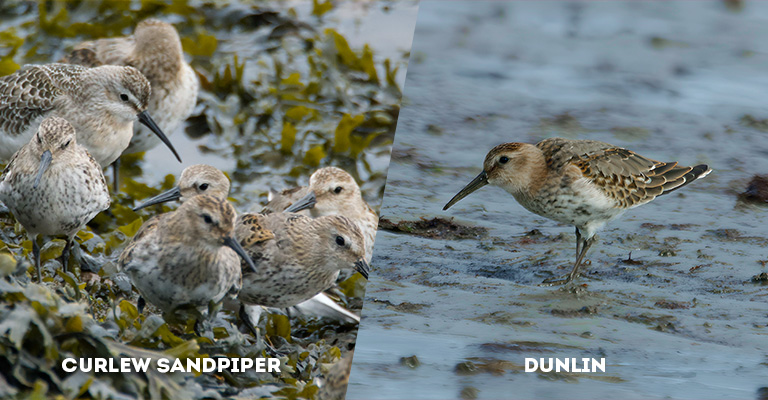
349 1 768 399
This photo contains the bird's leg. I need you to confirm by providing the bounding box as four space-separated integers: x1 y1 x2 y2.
567 235 595 283
207 299 222 323
239 304 283 357
137 297 146 314
574 227 582 261
32 238 41 283
239 303 261 339
112 158 120 192
541 230 592 286
61 239 73 274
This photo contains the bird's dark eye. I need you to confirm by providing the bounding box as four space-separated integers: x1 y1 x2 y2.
334 186 343 194
120 94 129 102
499 156 509 164
203 214 213 224
199 183 209 191
335 236 345 246
62 139 71 148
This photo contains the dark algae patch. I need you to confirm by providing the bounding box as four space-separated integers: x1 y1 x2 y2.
739 175 768 204
378 217 488 239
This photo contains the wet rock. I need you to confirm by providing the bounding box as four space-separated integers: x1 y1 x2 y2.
740 115 768 132
455 361 479 375
386 301 428 313
706 229 742 240
460 387 479 400
400 355 420 368
654 300 691 310
551 305 599 317
425 124 443 135
379 217 488 240
739 175 768 204
751 272 768 284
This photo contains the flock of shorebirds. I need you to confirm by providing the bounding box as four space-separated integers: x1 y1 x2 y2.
0 18 375 341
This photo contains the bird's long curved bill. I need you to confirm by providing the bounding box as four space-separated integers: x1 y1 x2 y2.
137 111 182 163
224 236 257 273
33 150 52 189
443 170 488 210
132 186 181 211
284 191 317 213
354 259 370 280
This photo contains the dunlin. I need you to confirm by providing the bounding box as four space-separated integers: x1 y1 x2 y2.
0 63 181 168
132 164 229 211
444 137 711 285
63 19 198 187
263 166 378 262
118 195 257 325
0 116 110 282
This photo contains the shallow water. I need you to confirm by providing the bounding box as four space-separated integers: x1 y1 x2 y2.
349 2 768 399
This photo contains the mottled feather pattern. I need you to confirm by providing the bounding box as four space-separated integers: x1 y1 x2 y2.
559 142 710 208
118 195 242 315
0 116 110 238
262 186 309 214
0 64 87 136
236 213 365 309
62 18 198 155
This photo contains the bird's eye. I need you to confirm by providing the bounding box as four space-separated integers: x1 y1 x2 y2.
203 214 213 224
334 186 343 194
62 139 71 148
199 183 209 191
335 235 345 246
120 94 129 102
499 156 510 164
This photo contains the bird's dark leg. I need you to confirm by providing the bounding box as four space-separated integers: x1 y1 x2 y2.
541 229 593 286
568 235 595 282
239 303 261 339
239 304 283 357
137 297 146 314
112 158 120 192
574 227 582 261
33 238 41 283
61 239 73 274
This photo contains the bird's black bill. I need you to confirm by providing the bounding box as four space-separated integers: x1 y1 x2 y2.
33 150 52 189
354 259 370 280
443 170 489 210
133 186 181 211
224 236 257 273
137 111 182 163
284 191 317 213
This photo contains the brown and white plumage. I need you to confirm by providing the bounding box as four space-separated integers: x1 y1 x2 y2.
0 116 110 281
132 164 229 211
0 63 179 167
62 18 199 155
444 137 711 284
236 213 369 309
118 195 255 320
263 166 378 263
